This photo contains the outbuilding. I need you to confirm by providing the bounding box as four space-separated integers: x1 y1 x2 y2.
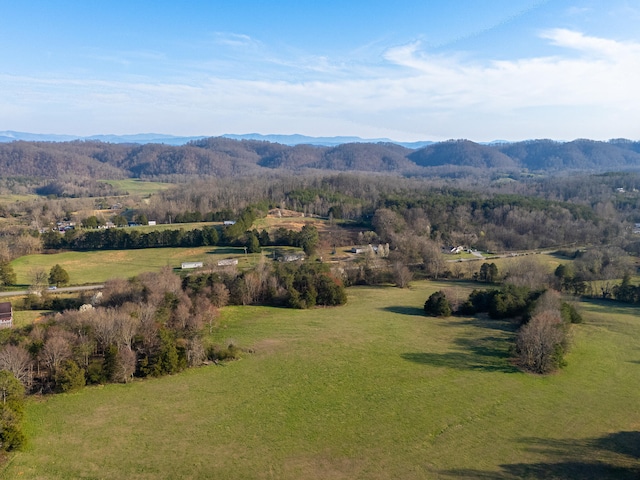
0 302 13 328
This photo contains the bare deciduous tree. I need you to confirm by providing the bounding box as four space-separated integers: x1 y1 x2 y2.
0 345 32 387
516 310 568 374
28 268 48 294
186 337 206 367
41 332 73 374
210 283 230 308
392 262 412 288
113 347 136 383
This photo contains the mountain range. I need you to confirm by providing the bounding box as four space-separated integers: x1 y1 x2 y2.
0 131 435 148
1 135 639 179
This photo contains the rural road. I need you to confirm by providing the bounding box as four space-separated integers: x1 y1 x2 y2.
0 284 104 297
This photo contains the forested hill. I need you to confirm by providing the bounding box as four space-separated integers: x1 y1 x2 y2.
1 137 640 179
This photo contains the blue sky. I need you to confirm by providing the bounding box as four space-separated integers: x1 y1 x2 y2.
1 0 639 141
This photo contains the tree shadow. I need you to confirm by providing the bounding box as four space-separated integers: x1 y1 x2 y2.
456 316 520 334
206 247 242 255
381 305 426 316
401 334 518 373
401 315 519 373
440 432 640 479
593 431 640 460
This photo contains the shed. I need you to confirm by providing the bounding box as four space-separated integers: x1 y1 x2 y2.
181 262 204 269
0 302 13 329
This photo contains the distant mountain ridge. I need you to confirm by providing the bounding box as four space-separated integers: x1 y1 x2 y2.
0 135 639 179
0 130 435 148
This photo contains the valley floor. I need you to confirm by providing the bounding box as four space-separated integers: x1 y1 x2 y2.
2 281 639 479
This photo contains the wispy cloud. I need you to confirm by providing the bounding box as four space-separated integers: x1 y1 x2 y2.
1 29 639 141
212 32 260 48
540 28 640 58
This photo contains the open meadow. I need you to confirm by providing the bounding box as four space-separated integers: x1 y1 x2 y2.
9 246 261 285
1 281 638 479
100 179 175 196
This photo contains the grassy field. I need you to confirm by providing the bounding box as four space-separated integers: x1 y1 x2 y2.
10 246 264 285
2 281 639 479
123 221 220 233
100 179 175 196
11 310 49 328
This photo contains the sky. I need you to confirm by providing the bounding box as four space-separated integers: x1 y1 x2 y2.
1 0 639 142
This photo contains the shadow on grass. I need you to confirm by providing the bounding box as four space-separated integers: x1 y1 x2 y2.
401 336 518 373
401 315 520 373
580 298 640 315
579 298 640 335
401 340 518 374
456 316 520 333
382 306 426 316
206 247 243 255
440 432 640 480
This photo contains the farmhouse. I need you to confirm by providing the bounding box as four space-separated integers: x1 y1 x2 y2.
0 302 13 329
181 262 204 269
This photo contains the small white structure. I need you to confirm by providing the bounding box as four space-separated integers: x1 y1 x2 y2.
223 220 236 226
280 253 305 262
217 258 239 266
148 221 156 226
181 261 204 269
0 302 12 329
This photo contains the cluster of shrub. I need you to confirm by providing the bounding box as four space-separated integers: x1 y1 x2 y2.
611 274 640 303
424 286 582 374
182 259 346 309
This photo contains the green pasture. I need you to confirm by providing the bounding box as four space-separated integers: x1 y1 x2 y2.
11 310 49 328
100 179 175 196
122 221 220 233
10 246 263 285
0 193 39 203
2 282 639 479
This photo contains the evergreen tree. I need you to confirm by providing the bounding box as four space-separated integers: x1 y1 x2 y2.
0 371 26 451
49 264 70 287
424 291 452 317
0 261 16 289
